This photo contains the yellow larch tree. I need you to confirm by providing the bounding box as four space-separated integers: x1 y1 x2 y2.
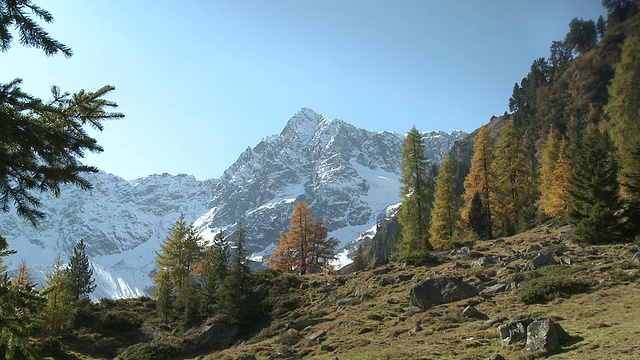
462 125 495 239
430 157 464 249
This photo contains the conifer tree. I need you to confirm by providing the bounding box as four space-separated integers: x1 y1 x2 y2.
155 214 204 291
429 157 464 249
491 120 536 236
351 245 367 272
199 230 229 311
175 276 200 330
462 125 495 239
216 224 254 325
154 270 174 324
0 239 45 359
606 35 640 237
567 127 622 243
395 126 434 258
468 192 490 239
10 260 34 289
64 239 96 301
41 255 76 337
268 202 337 274
539 130 571 218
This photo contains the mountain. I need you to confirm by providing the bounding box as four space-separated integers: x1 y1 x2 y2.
1 108 465 299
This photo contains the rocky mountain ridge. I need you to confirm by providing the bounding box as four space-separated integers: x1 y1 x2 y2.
1 108 466 299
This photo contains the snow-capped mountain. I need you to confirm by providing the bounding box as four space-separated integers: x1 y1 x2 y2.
1 108 466 299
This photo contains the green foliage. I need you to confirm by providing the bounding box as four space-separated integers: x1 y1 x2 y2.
567 127 623 243
155 214 204 291
565 18 598 55
0 80 124 225
41 255 77 338
429 156 464 249
154 270 173 324
396 126 435 259
516 266 591 304
64 239 96 301
175 276 200 330
99 309 143 332
199 230 228 313
468 192 490 240
116 339 184 360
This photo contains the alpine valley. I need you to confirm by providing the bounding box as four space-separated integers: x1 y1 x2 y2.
1 108 466 300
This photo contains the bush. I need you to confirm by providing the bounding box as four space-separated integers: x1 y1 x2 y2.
116 339 184 360
516 266 590 304
100 310 143 332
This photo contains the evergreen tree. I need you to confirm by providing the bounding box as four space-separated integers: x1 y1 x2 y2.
491 120 536 236
199 230 229 312
567 127 622 243
154 270 174 324
0 239 45 360
155 214 204 291
462 125 495 239
41 255 76 337
216 224 254 325
468 192 490 239
429 157 463 249
268 202 337 274
395 126 434 258
175 276 200 330
64 239 95 301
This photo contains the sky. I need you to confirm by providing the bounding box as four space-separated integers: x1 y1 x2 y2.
1 0 607 180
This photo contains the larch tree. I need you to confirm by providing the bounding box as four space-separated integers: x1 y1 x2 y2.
539 130 571 218
491 120 536 236
41 255 76 337
567 126 622 243
351 245 367 272
10 260 34 289
64 239 96 301
429 156 463 250
605 35 640 237
268 201 337 275
155 214 204 291
395 126 434 258
462 125 495 239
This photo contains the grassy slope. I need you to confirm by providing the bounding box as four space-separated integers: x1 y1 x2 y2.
208 224 640 360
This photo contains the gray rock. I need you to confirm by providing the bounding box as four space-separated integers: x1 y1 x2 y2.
309 330 327 342
522 252 557 271
410 276 478 310
480 283 508 296
196 322 239 351
473 256 499 267
402 306 424 317
409 325 422 334
525 318 568 352
336 297 353 306
526 245 542 253
484 317 508 328
497 316 533 347
462 305 485 319
487 355 505 360
277 328 301 345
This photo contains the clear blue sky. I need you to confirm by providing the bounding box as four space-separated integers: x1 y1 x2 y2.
1 0 606 180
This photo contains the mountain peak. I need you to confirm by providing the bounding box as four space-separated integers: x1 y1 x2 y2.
280 107 323 141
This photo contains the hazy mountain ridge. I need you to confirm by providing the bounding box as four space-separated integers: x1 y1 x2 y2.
1 108 466 299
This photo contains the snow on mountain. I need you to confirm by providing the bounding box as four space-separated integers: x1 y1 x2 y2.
1 108 466 299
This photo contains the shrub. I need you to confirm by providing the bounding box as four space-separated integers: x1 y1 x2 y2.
516 266 590 304
116 339 184 360
100 310 143 332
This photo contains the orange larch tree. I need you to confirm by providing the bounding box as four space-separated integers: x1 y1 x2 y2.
268 201 337 275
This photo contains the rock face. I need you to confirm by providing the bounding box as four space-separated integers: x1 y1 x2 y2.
409 276 478 310
1 108 466 299
497 316 568 353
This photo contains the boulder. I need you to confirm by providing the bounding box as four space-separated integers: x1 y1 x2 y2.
462 305 486 319
497 315 533 347
196 322 238 351
473 256 499 267
525 318 568 352
479 283 508 296
522 252 557 271
410 276 478 310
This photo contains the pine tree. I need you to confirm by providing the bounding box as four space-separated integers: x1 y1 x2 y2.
268 202 337 274
0 239 46 359
64 239 96 301
155 214 204 291
429 157 464 250
468 192 490 239
462 125 495 239
41 255 76 337
175 276 200 330
567 127 622 243
199 230 229 312
491 120 536 236
154 270 174 324
216 224 254 325
605 35 640 237
395 126 434 258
